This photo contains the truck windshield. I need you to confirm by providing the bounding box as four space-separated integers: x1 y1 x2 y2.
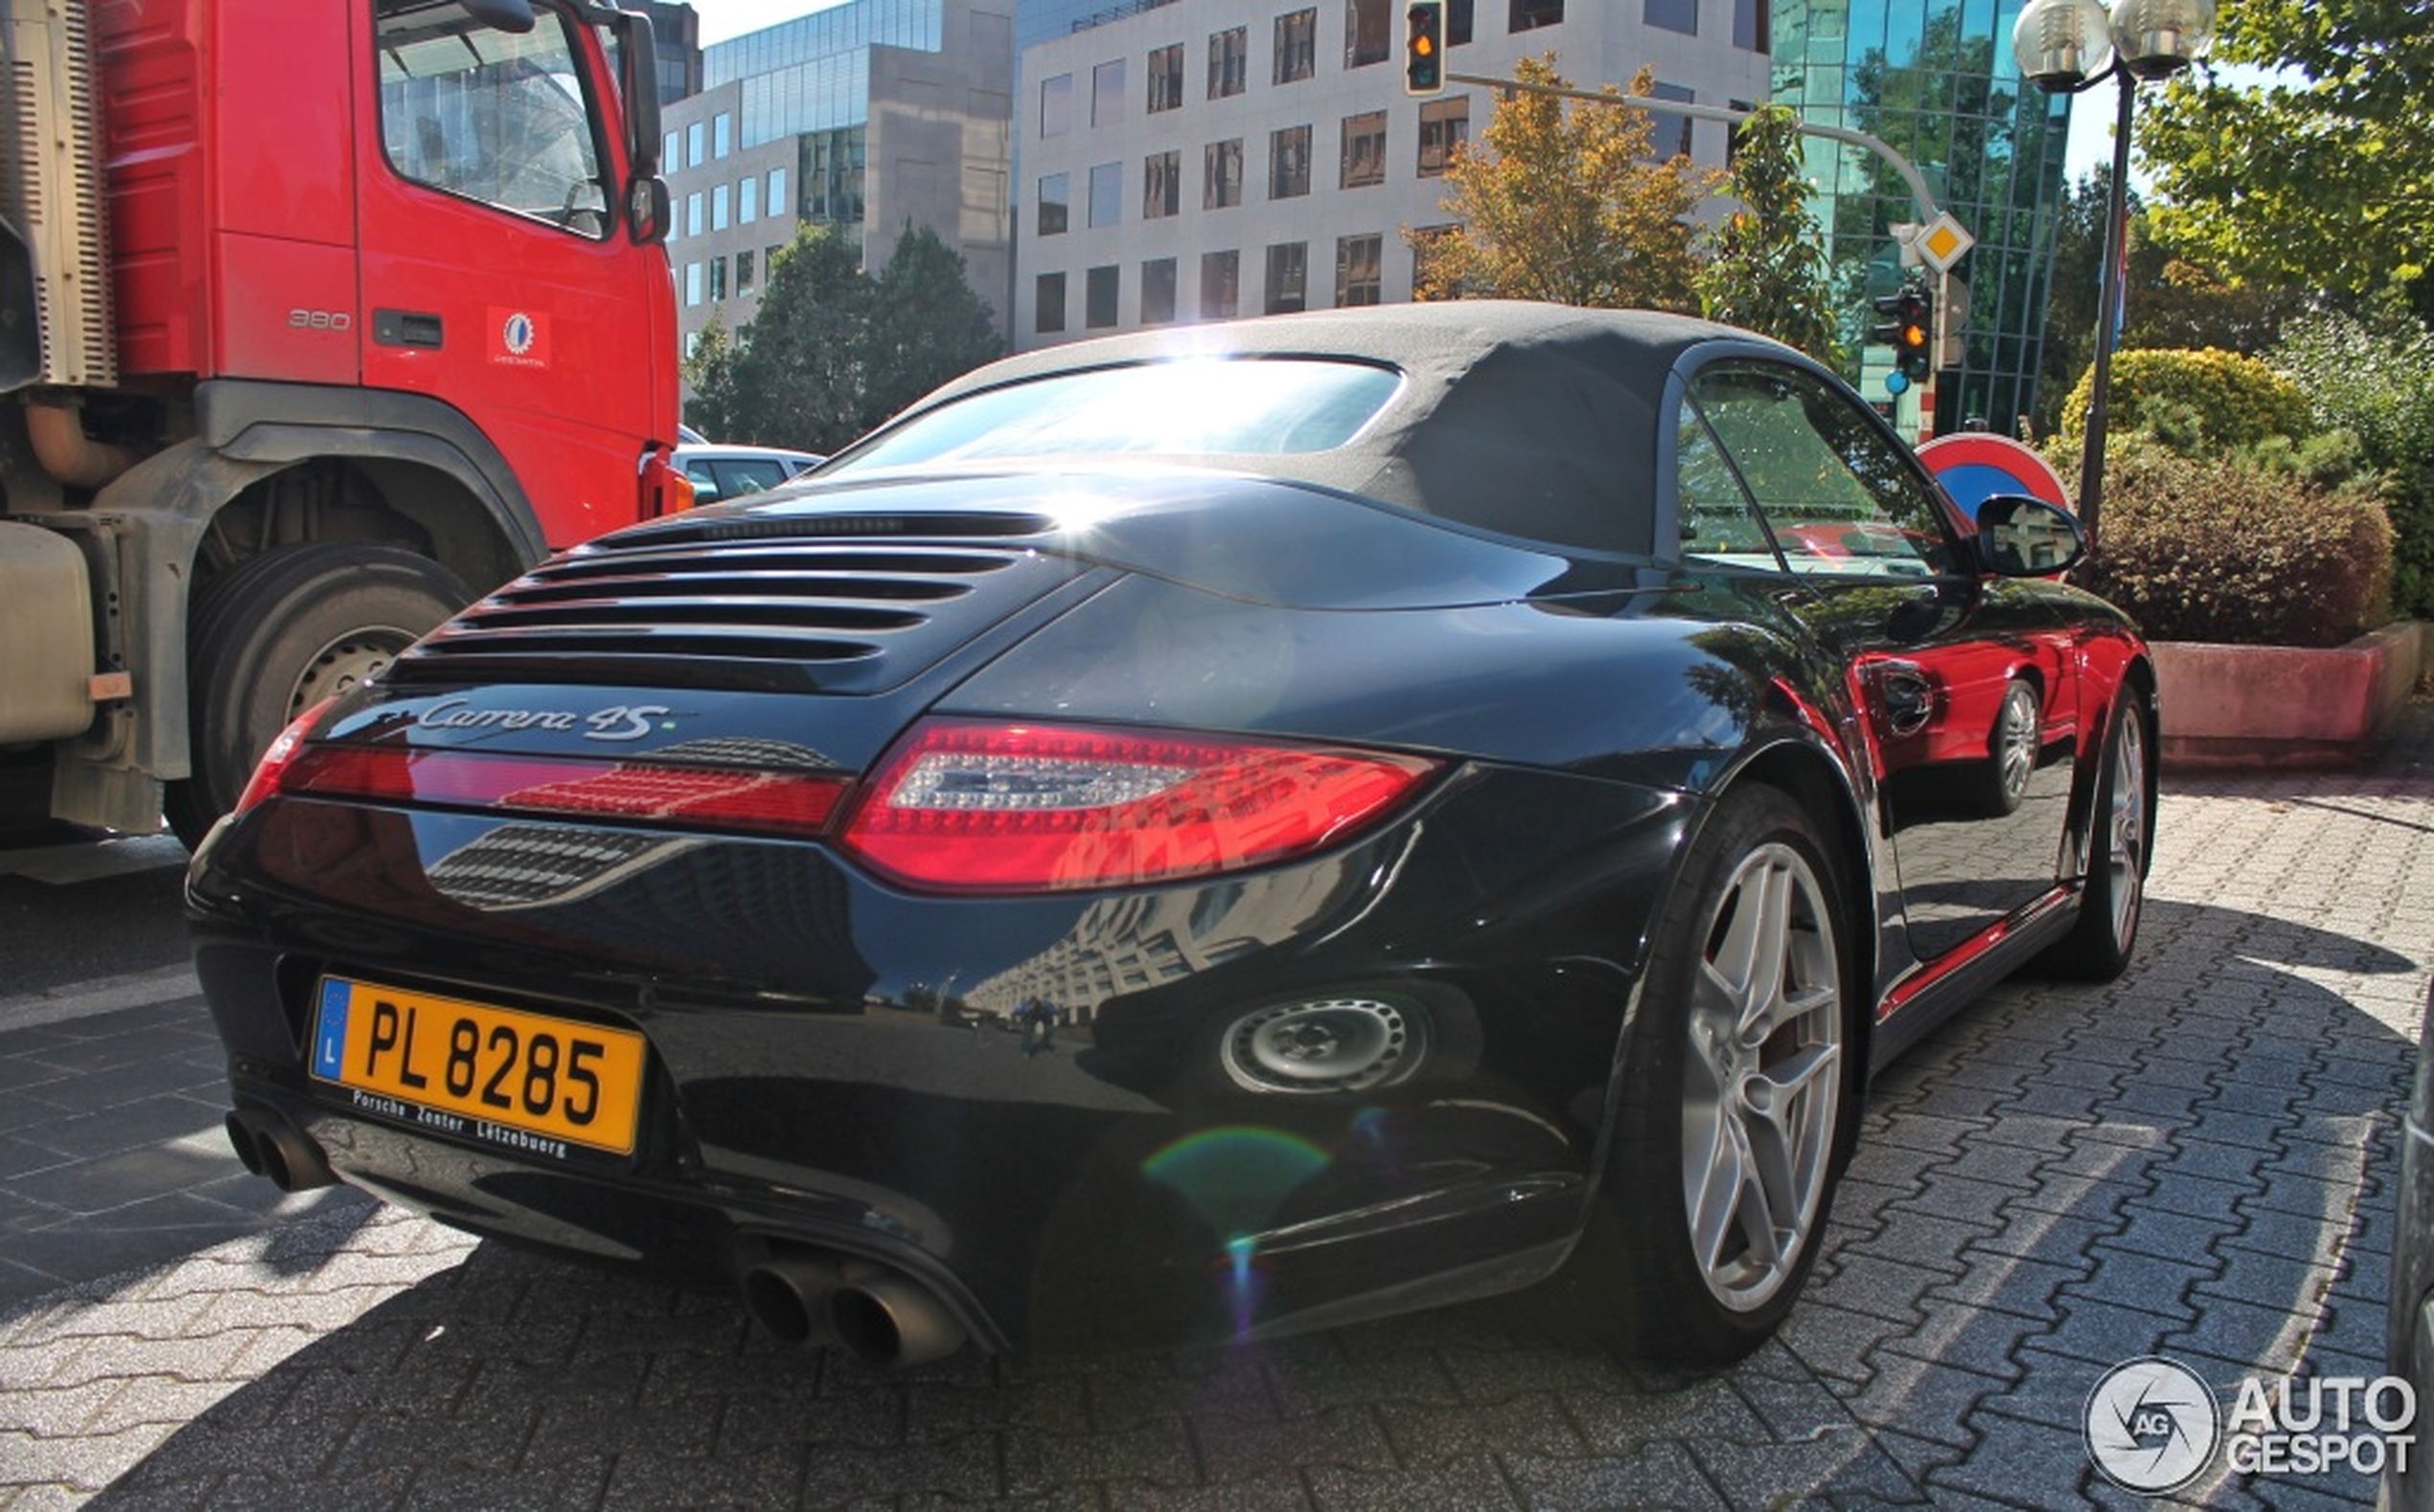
376 1 609 238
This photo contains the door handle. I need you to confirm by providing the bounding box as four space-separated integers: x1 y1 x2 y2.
374 309 444 349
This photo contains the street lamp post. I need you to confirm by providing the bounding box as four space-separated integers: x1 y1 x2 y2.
2012 0 2216 548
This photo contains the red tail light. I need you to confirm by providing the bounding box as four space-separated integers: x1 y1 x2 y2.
231 699 339 819
839 720 1440 893
274 746 847 836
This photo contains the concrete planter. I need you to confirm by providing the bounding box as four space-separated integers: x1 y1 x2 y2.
2151 622 2428 771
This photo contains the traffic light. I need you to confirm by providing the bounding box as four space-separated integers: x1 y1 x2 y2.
1871 285 1934 381
1405 0 1445 96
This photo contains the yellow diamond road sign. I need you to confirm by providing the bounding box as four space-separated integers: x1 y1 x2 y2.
1914 213 1974 274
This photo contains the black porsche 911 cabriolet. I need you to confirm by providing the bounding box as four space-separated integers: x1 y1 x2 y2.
189 302 2154 1367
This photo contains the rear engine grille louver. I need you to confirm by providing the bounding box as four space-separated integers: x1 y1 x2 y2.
395 515 1073 695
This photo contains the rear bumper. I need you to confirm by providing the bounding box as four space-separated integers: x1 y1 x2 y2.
189 765 1691 1350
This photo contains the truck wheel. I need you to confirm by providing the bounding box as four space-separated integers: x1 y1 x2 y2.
166 543 471 848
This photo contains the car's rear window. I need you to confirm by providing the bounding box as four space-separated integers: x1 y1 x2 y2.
828 358 1401 472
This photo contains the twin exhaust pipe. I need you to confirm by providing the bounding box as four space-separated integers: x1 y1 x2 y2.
223 1106 339 1193
740 1251 968 1368
224 1104 968 1366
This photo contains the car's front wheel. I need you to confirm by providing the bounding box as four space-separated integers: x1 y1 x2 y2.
1555 784 1854 1364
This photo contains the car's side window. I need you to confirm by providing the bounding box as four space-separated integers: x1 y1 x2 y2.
1675 413 1783 571
1690 364 1957 579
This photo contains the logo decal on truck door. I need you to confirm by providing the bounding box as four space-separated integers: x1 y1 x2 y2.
492 309 551 368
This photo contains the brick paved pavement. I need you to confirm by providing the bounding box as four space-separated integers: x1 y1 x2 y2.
2 708 2428 1510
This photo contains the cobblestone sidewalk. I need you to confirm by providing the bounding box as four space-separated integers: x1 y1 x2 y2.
3 712 2428 1510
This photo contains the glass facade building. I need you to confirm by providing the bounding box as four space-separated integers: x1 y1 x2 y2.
1771 0 2074 433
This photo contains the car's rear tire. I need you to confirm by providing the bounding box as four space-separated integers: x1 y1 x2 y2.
2035 693 2152 981
1550 784 1855 1365
166 543 471 848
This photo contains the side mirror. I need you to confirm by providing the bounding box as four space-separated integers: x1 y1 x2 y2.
1973 494 2085 578
461 0 536 33
627 176 671 245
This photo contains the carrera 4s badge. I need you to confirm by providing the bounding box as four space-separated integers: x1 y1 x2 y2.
416 698 673 742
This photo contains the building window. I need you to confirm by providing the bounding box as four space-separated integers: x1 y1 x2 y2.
1088 162 1121 226
1091 59 1126 127
1419 97 1469 176
663 129 679 171
686 191 701 237
1511 0 1563 29
707 254 726 302
1039 172 1070 235
738 249 755 294
1086 264 1119 328
1143 150 1181 218
1336 234 1382 307
1148 43 1184 112
1264 241 1307 314
687 120 704 166
684 261 701 306
1036 271 1067 333
712 183 729 231
1141 257 1178 324
1204 138 1244 208
741 175 759 223
1734 0 1767 50
1645 0 1697 34
1649 80 1694 160
1202 249 1240 318
1450 0 1475 42
769 167 788 218
1041 73 1072 138
1269 125 1312 199
714 112 732 158
1207 27 1247 98
1343 0 1389 67
1274 9 1316 83
1340 110 1386 189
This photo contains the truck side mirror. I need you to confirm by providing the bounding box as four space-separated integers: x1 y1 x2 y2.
627 177 670 245
459 0 535 33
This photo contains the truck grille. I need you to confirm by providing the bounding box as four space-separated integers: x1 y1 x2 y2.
397 515 1077 695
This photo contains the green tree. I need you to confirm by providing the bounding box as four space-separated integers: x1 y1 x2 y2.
863 221 1003 428
680 308 740 441
1406 55 1712 311
2140 0 2434 309
723 223 878 454
1697 105 1841 366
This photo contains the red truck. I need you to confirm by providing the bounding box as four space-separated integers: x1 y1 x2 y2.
0 0 682 846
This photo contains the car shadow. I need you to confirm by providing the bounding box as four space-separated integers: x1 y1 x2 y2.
59 899 2423 1509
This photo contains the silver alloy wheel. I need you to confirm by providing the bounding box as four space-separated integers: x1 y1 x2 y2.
1996 681 2039 800
285 627 418 721
1681 842 1844 1313
2106 708 2147 948
1220 996 1425 1093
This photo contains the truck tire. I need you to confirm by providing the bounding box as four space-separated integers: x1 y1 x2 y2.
166 543 472 848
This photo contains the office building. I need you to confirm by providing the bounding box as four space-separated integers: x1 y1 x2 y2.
661 0 1017 356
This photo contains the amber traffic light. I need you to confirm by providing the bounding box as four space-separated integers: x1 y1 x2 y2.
1405 0 1445 95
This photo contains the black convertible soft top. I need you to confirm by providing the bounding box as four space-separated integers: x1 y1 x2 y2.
854 301 1803 556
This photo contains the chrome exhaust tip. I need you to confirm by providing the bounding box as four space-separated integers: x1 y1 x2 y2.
226 1107 337 1192
740 1254 843 1346
830 1269 967 1368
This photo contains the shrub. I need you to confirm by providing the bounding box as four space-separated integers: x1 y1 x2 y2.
2078 437 2394 648
2269 306 2434 618
2057 348 2311 456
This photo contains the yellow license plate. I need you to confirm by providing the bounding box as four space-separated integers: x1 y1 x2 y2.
309 977 646 1156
